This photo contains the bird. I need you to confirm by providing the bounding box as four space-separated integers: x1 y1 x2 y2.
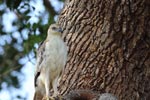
33 23 67 100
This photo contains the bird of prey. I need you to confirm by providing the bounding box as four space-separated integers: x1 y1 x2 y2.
33 24 67 100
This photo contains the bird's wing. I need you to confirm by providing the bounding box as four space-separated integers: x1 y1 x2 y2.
33 91 44 100
34 71 40 87
34 41 46 86
34 41 46 99
36 41 46 65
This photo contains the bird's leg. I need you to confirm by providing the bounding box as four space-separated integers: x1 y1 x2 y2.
53 76 58 97
45 73 50 100
52 77 63 100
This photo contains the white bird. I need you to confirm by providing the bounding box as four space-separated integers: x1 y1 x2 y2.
33 24 67 100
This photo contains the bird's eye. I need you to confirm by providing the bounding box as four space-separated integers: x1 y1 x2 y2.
52 26 56 30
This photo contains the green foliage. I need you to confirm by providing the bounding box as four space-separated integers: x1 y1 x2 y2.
0 0 64 99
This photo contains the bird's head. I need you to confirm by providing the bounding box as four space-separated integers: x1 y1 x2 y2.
48 24 63 36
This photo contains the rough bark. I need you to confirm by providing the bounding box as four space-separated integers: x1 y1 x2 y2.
58 0 150 99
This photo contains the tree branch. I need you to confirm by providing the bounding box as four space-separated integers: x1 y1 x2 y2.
43 0 57 16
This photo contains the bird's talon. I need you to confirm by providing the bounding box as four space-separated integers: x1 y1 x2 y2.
42 96 47 100
42 96 53 100
49 96 55 100
53 95 63 100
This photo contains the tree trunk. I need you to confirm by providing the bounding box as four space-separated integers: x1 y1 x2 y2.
58 0 150 99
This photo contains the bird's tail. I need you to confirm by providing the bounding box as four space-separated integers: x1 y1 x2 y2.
33 92 43 100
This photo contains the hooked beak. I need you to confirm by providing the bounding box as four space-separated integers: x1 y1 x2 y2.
57 28 63 33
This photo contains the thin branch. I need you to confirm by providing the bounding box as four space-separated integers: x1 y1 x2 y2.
43 0 58 16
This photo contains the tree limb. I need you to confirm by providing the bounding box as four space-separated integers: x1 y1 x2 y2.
43 0 57 16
